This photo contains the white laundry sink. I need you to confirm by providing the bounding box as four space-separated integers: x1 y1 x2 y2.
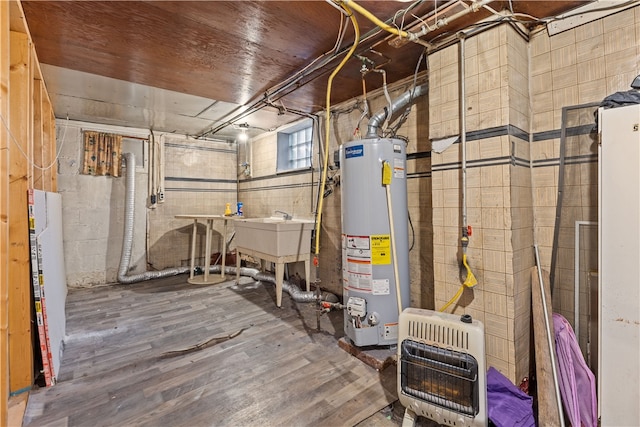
234 217 314 257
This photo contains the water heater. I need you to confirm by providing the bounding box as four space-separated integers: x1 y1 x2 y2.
340 137 410 346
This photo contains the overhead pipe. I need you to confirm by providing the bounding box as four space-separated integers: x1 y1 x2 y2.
198 0 494 140
365 83 428 138
197 2 421 139
421 0 495 35
117 152 331 304
339 0 429 47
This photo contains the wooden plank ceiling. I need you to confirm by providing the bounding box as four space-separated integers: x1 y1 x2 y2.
21 0 588 138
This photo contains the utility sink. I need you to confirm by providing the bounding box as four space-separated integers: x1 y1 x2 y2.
234 217 314 257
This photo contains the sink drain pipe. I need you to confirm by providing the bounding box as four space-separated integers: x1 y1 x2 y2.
117 152 333 304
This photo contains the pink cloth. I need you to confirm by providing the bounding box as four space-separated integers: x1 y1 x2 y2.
553 313 598 427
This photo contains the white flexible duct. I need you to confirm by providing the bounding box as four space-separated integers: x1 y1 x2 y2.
118 153 185 283
117 152 327 304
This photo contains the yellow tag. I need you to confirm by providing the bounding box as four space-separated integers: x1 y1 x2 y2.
382 161 392 185
371 234 391 265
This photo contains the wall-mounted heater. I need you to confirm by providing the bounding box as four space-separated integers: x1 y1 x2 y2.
398 308 487 427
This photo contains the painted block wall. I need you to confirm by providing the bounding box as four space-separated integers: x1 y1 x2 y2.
57 121 148 287
57 120 238 285
429 25 534 381
148 135 237 270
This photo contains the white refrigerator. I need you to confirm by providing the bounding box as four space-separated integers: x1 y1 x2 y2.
598 104 640 426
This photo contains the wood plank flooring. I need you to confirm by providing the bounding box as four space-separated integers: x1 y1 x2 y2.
22 275 398 426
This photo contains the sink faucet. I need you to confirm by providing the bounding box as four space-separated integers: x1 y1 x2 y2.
275 210 292 220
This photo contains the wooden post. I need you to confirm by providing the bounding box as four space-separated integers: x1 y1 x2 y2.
8 30 33 393
531 266 563 426
1 0 11 423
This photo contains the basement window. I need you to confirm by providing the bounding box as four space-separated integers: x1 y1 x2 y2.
276 120 313 173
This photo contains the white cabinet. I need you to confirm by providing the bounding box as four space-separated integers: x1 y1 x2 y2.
598 104 640 426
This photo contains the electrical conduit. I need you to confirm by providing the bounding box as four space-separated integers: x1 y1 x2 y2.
439 33 477 312
315 3 360 262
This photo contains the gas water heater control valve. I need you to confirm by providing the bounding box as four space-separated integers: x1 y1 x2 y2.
346 297 367 318
368 312 380 326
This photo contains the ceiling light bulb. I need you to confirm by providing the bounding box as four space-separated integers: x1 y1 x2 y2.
238 130 248 142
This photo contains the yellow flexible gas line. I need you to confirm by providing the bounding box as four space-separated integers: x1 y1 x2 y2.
340 0 430 48
314 4 360 260
439 285 464 312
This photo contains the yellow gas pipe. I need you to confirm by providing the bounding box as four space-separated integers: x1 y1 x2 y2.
314 4 360 263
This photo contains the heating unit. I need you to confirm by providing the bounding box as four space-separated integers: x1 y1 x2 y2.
397 308 487 427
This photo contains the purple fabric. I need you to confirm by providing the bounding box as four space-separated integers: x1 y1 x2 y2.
553 313 598 427
486 366 535 427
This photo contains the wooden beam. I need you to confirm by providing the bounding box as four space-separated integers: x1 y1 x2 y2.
1 1 11 423
8 30 33 393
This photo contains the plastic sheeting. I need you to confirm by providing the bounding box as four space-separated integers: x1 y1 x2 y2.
486 367 535 427
553 313 598 427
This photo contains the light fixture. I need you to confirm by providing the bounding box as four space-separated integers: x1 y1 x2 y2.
238 129 248 142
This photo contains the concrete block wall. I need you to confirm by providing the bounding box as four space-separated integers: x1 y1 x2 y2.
430 24 538 381
148 134 237 270
57 121 237 285
57 121 148 287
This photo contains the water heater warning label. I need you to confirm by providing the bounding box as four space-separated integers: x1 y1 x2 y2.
394 158 405 178
346 235 371 258
371 235 390 265
345 234 372 291
372 279 390 295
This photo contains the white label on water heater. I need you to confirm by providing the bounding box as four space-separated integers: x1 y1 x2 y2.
394 158 405 178
341 234 348 287
372 279 390 295
346 235 371 258
346 235 373 290
348 272 372 290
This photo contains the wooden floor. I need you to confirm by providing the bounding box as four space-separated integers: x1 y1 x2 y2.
22 275 398 426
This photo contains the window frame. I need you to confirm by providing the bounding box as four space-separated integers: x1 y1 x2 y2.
276 119 313 174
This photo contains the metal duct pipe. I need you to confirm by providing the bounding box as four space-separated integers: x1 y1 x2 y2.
365 83 428 138
117 158 330 303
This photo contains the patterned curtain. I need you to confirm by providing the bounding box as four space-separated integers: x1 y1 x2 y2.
82 131 122 176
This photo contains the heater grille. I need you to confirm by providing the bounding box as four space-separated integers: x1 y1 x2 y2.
398 308 486 427
406 319 470 350
400 339 479 416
